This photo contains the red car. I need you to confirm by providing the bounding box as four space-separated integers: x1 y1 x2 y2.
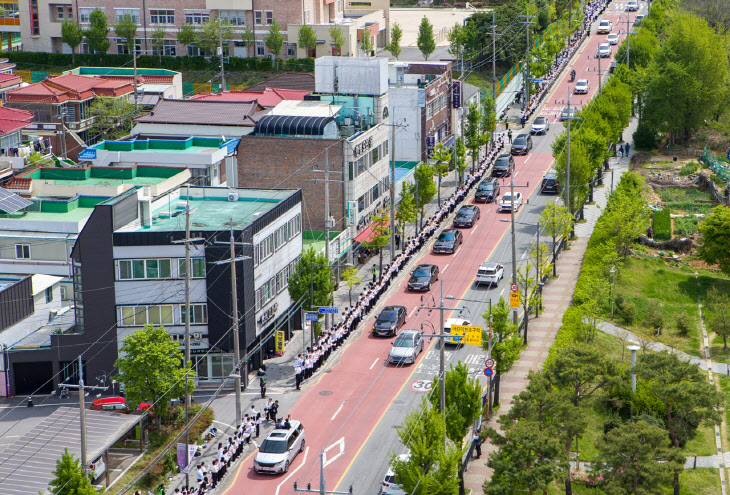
90 396 153 415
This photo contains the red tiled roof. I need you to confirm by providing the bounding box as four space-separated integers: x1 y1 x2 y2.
7 82 69 103
46 73 101 93
190 87 310 106
135 99 264 126
0 106 33 122
0 73 21 89
4 177 32 191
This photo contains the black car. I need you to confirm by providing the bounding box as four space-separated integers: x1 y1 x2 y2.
454 205 480 227
408 264 439 291
541 171 559 194
510 134 533 155
491 154 514 177
433 229 463 254
372 305 407 337
475 177 501 203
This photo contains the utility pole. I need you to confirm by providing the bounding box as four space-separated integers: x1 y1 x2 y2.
625 15 631 70
489 12 502 144
597 49 603 95
566 92 572 216
390 122 396 262
218 13 226 90
535 221 541 318
132 51 138 114
294 451 353 495
510 169 518 324
519 6 535 112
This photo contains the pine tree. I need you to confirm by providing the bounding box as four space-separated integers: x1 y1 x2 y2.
48 449 97 495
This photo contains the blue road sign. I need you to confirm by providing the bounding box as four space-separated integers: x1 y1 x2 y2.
305 313 319 322
484 368 494 377
318 307 339 315
532 78 544 83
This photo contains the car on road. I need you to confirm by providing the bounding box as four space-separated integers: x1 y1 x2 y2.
433 229 463 254
530 116 550 135
606 33 619 45
388 330 424 364
253 420 305 474
454 205 480 227
626 0 638 11
372 305 407 337
510 134 533 155
560 106 578 121
491 154 514 177
498 192 523 212
476 262 504 287
598 43 612 58
382 454 410 495
574 79 589 94
475 177 501 203
540 170 560 194
408 264 439 291
444 317 472 345
635 14 645 21
597 19 612 34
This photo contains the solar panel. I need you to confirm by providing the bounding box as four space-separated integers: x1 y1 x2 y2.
0 188 32 213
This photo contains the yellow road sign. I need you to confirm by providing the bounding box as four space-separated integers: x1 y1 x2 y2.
451 325 483 346
510 292 520 308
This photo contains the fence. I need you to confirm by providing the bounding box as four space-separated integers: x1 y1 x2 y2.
699 148 730 182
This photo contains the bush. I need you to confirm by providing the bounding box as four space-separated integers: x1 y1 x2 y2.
675 310 693 336
652 209 672 241
644 305 665 332
633 124 657 150
632 413 666 430
617 299 637 325
679 161 699 176
673 215 699 236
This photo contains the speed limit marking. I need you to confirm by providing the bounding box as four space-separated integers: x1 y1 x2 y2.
485 358 495 368
510 283 519 293
410 379 433 393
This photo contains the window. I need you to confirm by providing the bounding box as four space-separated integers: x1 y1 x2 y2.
114 8 140 24
288 214 301 239
254 233 275 266
152 39 177 56
120 305 174 326
119 259 171 280
116 38 142 54
256 278 276 310
287 43 297 58
15 244 30 259
254 10 262 25
184 9 210 24
304 10 310 24
275 265 291 293
178 258 206 278
149 9 174 24
256 40 265 56
55 5 66 21
219 9 245 26
274 224 289 251
60 286 67 300
265 11 274 25
30 0 39 35
181 304 208 324
79 7 103 23
45 287 54 303
332 47 341 56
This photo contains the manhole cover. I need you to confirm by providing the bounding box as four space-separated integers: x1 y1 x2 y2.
319 391 333 396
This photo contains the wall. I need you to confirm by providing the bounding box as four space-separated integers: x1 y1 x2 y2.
389 86 422 161
0 235 75 277
0 276 33 333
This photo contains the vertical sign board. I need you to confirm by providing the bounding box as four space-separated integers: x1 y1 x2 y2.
418 88 426 108
347 200 358 226
426 136 435 158
452 80 461 108
510 292 520 308
275 330 285 355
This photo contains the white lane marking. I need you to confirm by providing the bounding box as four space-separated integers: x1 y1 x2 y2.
213 420 236 431
514 171 520 178
409 307 417 318
455 247 462 257
471 223 482 235
275 447 309 495
370 357 380 370
331 401 347 421
323 437 346 468
521 251 528 260
443 263 450 273
499 288 505 298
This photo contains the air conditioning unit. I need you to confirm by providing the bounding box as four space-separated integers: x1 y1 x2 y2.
267 53 276 61
193 332 202 340
228 192 239 202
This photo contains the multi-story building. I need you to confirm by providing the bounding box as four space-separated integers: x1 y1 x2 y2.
0 0 21 50
19 0 388 60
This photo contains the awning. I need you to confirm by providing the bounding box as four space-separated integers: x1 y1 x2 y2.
354 219 391 244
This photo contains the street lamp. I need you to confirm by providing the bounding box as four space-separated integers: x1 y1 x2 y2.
627 344 640 419
609 266 616 318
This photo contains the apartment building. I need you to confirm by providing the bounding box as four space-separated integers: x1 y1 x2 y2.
19 0 388 60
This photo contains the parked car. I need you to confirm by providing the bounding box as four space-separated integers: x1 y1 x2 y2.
540 170 560 194
491 154 514 177
454 205 480 227
475 262 504 287
372 305 407 337
433 229 463 254
253 420 305 474
597 19 612 34
475 177 501 203
574 79 589 94
560 106 578 121
510 134 533 155
387 330 424 365
606 33 619 45
408 264 439 291
90 397 153 415
598 43 612 58
498 192 523 212
530 116 550 135
635 14 645 21
443 317 472 345
626 0 638 11
382 454 410 495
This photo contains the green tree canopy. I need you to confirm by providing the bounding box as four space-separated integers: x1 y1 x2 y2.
197 18 234 56
427 362 481 446
539 201 573 276
430 143 451 206
706 285 730 349
396 181 417 245
287 247 335 312
114 325 195 423
177 23 198 54
88 96 135 141
329 25 346 55
241 26 256 57
48 449 97 495
341 266 362 306
113 13 137 53
386 22 403 60
151 25 166 62
544 343 620 406
417 16 436 61
360 31 374 56
453 137 468 185
698 206 730 274
264 19 285 67
61 20 83 66
414 162 437 226
84 9 110 55
463 102 486 175
298 24 317 57
482 296 521 406
363 208 391 276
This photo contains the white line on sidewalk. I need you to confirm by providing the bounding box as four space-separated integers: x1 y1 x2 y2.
369 358 380 370
275 447 309 495
331 401 347 421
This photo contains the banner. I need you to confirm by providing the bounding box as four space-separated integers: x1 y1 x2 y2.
276 330 286 355
177 443 197 474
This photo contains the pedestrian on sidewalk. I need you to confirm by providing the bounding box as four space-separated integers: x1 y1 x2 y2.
508 129 513 144
372 264 377 283
624 143 630 156
504 118 509 129
520 116 526 128
472 432 482 459
259 375 266 398
295 363 302 390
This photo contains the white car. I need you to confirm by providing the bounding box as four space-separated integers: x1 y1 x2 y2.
626 0 638 11
476 262 504 287
530 116 550 135
598 43 612 58
574 79 589 94
606 33 619 45
498 192 523 212
444 317 472 345
597 19 612 34
253 421 305 474
382 454 410 495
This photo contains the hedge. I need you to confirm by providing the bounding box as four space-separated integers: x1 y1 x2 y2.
652 209 672 241
0 51 315 74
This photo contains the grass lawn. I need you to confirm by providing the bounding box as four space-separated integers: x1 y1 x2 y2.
711 334 730 362
673 468 721 495
656 187 716 215
681 424 718 457
717 374 730 444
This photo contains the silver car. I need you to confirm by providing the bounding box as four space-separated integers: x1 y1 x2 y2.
387 330 424 365
598 43 612 58
530 116 550 135
253 421 305 474
574 79 589 94
606 33 619 45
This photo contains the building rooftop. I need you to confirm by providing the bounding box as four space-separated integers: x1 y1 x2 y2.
82 136 239 156
190 87 310 106
134 99 266 127
246 72 316 92
0 72 22 89
269 100 341 117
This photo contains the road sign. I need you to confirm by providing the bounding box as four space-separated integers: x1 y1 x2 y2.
305 313 319 322
275 330 285 355
411 379 433 392
532 78 544 83
484 368 494 377
485 358 495 368
510 283 519 293
463 332 482 346
510 291 520 308
318 307 339 314
452 325 483 346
